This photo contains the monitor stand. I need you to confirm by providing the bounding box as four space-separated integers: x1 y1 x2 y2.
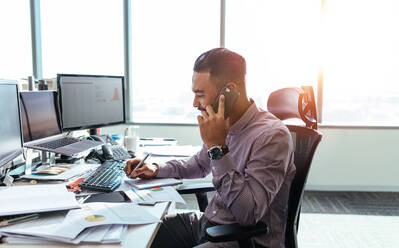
24 149 34 175
24 150 56 175
40 151 56 166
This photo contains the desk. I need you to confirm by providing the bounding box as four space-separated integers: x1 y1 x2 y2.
125 202 170 248
0 144 197 247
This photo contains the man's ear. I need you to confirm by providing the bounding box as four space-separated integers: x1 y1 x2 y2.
225 82 237 90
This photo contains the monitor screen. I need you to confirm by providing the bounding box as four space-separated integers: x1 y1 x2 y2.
57 74 125 131
0 80 23 168
19 91 62 144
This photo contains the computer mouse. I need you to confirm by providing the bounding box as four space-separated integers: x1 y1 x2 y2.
101 144 114 160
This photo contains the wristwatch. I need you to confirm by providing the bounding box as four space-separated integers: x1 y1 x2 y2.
207 145 229 160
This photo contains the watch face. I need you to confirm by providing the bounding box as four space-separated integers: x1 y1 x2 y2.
208 146 223 160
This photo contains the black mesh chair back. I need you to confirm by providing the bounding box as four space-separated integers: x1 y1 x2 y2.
267 86 322 248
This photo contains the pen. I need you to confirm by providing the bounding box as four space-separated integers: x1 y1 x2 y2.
0 213 39 227
129 153 150 177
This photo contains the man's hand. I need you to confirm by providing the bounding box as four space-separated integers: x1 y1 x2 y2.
197 95 230 148
124 159 159 179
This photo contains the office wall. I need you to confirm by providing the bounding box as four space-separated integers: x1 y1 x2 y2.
103 124 399 192
307 127 399 192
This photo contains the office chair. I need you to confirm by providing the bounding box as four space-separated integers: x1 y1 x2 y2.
268 86 322 248
177 86 322 248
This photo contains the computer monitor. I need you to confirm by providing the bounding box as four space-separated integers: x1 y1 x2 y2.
57 74 125 132
19 91 62 144
0 80 23 169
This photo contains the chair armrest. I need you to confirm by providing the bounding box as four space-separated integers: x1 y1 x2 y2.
205 222 268 243
176 182 215 194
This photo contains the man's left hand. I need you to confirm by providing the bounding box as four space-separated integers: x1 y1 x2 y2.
197 95 230 148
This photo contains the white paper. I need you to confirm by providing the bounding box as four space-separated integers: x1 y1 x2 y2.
0 202 160 241
124 186 185 204
2 235 60 245
0 184 80 216
82 225 112 243
0 211 70 244
102 224 127 243
126 177 182 190
1 224 123 245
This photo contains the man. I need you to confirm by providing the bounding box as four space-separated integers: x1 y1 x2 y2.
124 48 295 248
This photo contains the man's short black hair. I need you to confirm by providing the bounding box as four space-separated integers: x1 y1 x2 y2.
193 48 246 89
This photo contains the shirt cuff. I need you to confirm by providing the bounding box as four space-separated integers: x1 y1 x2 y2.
156 163 171 178
211 154 235 177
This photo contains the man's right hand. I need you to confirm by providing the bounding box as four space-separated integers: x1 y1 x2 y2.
124 159 159 179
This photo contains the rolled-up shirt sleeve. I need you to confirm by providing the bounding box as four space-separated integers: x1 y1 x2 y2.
156 145 212 179
211 128 293 226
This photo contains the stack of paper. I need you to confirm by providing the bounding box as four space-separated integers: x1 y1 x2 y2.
2 224 128 244
0 184 80 216
0 202 159 244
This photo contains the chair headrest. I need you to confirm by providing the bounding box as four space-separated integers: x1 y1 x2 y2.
267 86 318 129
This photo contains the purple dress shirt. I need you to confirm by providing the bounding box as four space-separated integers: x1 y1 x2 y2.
157 101 296 247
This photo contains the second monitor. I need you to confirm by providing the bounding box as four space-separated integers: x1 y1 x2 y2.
57 74 125 132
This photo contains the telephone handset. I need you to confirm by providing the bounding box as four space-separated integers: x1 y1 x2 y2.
212 86 240 119
86 135 114 163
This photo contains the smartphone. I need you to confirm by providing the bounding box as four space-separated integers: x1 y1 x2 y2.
212 86 240 119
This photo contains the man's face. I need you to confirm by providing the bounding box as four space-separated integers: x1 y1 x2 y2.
192 72 219 112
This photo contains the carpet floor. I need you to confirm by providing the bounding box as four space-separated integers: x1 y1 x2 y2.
176 190 399 248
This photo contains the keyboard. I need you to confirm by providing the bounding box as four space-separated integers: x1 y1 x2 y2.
79 161 126 192
111 145 134 160
36 137 79 149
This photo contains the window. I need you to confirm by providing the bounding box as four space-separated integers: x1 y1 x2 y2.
225 0 321 110
6 0 398 126
322 0 399 125
0 1 32 81
40 0 124 78
131 0 219 123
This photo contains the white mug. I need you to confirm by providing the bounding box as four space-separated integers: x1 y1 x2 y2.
124 136 138 152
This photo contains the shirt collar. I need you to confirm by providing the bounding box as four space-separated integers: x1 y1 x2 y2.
229 99 257 135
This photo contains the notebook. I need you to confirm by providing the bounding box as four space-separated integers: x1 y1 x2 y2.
20 91 102 157
126 178 182 190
